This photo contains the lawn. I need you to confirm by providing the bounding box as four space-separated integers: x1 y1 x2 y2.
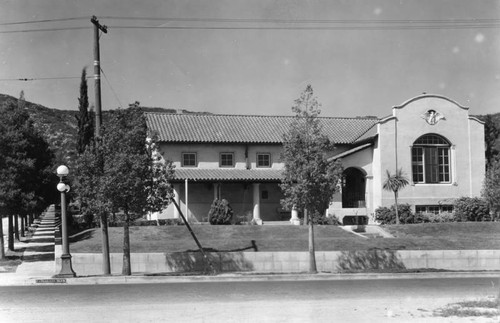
69 222 500 253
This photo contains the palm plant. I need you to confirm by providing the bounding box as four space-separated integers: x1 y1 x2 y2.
383 168 410 224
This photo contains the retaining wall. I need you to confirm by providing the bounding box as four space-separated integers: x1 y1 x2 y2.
56 248 500 276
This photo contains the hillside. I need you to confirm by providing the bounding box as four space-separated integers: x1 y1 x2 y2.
0 93 210 165
1 93 499 166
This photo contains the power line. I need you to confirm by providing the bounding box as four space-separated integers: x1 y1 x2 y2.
100 67 123 108
2 24 498 34
0 27 89 34
98 16 500 25
0 16 89 26
1 15 499 33
4 15 500 25
108 24 500 31
0 76 92 81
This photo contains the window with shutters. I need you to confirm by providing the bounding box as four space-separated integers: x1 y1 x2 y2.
411 134 451 184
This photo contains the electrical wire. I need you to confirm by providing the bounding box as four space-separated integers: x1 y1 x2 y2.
100 67 123 108
96 16 500 25
1 16 500 33
107 24 500 31
0 16 90 26
0 76 92 81
4 15 500 25
0 27 89 34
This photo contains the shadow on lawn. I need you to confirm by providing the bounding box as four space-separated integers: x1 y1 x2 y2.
337 249 406 272
166 240 258 273
68 229 95 243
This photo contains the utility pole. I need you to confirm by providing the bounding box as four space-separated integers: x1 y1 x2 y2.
91 15 111 275
91 15 107 137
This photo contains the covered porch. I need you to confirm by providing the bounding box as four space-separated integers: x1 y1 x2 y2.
149 168 292 224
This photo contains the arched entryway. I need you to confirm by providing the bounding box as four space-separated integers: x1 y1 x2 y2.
342 167 366 208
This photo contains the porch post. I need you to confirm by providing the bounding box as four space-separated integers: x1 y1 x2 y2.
173 184 180 219
185 179 189 221
290 205 300 225
365 175 373 223
213 183 220 200
252 183 263 225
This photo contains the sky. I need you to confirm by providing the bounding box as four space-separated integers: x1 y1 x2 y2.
0 0 499 118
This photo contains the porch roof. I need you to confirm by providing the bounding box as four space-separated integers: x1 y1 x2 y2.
327 142 373 161
173 168 283 182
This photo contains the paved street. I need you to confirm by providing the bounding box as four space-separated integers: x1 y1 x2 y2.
0 277 498 322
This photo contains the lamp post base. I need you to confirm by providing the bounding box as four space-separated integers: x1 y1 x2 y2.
55 254 76 278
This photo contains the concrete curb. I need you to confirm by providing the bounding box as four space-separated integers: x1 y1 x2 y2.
1 271 499 287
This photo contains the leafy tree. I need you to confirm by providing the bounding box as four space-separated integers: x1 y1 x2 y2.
74 107 174 275
483 114 499 168
280 85 343 273
382 168 410 225
76 68 94 155
482 157 500 220
0 101 55 257
74 137 111 273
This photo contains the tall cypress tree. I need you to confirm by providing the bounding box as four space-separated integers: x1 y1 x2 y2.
76 68 94 154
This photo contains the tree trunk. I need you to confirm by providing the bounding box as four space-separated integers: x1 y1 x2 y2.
100 213 111 275
122 211 131 276
0 214 5 259
20 215 25 238
14 214 19 241
8 214 14 251
394 192 400 225
28 213 33 226
306 209 317 274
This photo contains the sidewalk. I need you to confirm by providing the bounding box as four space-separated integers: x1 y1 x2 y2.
0 206 57 286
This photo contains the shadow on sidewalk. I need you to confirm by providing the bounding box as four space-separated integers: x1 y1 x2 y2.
17 245 54 253
21 253 54 262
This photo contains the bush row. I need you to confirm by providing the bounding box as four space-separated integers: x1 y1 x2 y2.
375 197 496 225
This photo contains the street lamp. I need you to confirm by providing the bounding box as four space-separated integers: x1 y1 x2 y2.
55 165 76 278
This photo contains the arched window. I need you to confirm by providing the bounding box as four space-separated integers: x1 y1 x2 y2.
411 134 451 184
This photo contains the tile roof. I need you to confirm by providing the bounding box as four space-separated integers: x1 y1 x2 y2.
146 113 379 144
173 168 283 182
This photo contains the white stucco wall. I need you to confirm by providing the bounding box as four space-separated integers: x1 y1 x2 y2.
377 95 485 209
158 143 284 169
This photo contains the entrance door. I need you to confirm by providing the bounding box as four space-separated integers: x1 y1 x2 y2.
342 168 366 208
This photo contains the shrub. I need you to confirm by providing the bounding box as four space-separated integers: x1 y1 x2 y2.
453 197 491 222
375 203 414 224
158 219 184 226
208 199 234 225
313 213 341 225
420 212 456 223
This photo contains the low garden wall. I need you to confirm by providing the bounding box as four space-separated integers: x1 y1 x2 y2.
55 247 500 276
